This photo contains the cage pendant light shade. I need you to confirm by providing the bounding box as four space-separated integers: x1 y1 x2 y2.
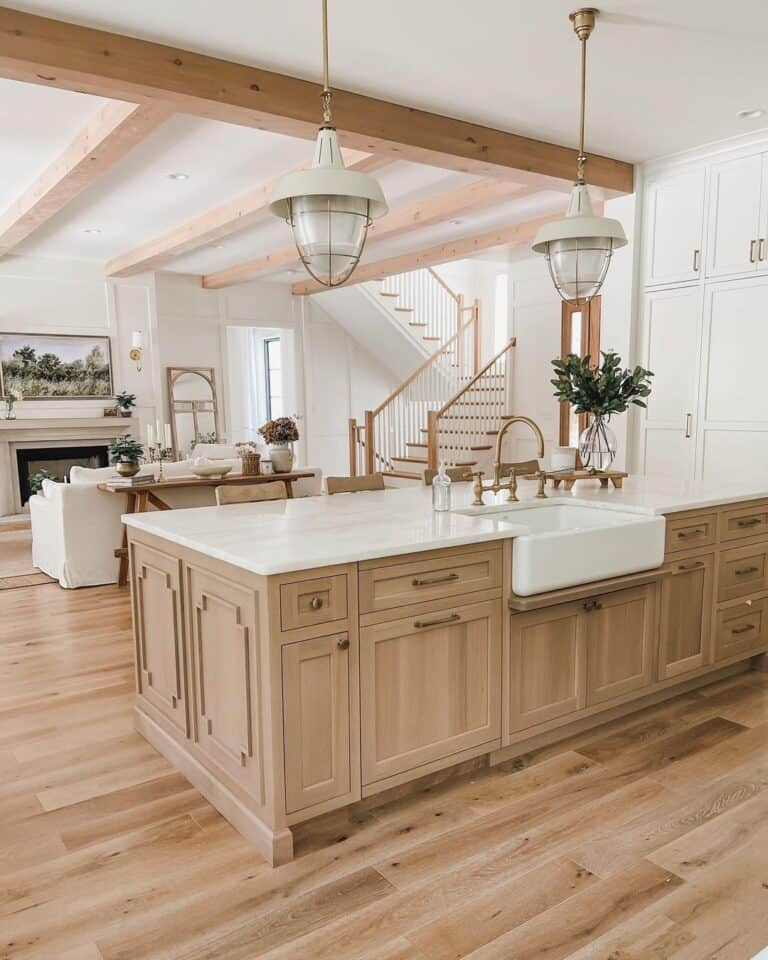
270 127 387 287
532 183 626 304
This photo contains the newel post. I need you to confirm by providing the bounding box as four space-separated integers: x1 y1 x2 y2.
427 410 439 470
364 410 375 475
348 418 357 476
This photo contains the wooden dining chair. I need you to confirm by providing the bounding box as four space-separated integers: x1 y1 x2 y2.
423 467 474 485
326 474 386 495
215 480 288 505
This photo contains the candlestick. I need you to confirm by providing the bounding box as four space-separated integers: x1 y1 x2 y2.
147 424 154 447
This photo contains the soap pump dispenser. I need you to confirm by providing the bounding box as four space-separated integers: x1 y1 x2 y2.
432 461 452 512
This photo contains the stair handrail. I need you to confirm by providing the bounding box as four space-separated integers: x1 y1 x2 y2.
426 266 461 304
427 337 517 470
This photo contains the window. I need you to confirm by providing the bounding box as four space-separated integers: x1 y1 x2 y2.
559 297 601 449
263 337 282 419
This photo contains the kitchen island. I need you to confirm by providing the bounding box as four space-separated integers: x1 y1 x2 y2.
124 477 768 864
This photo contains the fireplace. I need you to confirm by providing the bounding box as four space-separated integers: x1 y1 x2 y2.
16 444 109 505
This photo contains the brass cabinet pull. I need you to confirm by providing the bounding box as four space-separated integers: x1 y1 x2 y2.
736 517 762 528
678 561 703 571
583 599 602 612
309 596 324 610
677 528 705 539
171 694 178 708
412 572 460 587
750 239 758 263
414 613 461 629
684 413 693 439
692 248 700 272
760 238 766 262
337 636 350 650
732 624 755 635
735 566 760 576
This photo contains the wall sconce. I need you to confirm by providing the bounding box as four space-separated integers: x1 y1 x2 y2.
129 331 143 372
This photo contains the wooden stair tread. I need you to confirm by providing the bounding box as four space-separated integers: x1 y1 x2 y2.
408 322 428 327
379 291 399 297
423 336 440 341
381 469 422 479
394 307 414 312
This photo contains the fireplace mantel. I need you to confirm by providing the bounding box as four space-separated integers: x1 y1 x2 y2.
0 417 138 515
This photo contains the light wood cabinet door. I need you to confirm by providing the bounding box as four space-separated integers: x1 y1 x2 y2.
132 542 188 735
643 168 705 286
508 602 585 732
715 598 768 661
281 633 351 814
360 599 501 785
658 555 714 680
585 585 657 706
717 542 768 603
706 153 763 279
187 566 264 796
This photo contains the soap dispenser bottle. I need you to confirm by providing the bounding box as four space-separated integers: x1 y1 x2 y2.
432 461 452 512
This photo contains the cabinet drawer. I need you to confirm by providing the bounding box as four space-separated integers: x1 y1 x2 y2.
279 574 348 632
665 513 717 555
359 548 502 614
718 543 768 603
715 598 768 661
719 502 768 543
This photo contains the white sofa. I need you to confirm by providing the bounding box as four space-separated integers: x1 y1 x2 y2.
29 453 323 588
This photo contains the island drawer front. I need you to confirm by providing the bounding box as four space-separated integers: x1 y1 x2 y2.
715 598 768 661
719 502 768 543
717 543 768 603
280 574 349 632
359 548 502 614
360 599 501 784
665 513 718 555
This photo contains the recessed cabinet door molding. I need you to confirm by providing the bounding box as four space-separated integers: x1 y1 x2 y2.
281 632 352 814
360 599 501 785
585 584 657 706
508 602 586 733
705 152 763 279
658 554 714 680
132 542 188 735
697 277 768 484
643 168 706 287
635 285 702 481
187 566 264 800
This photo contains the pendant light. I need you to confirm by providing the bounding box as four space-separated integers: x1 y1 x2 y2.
270 0 388 287
532 8 626 304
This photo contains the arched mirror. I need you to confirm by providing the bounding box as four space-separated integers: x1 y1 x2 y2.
166 367 220 455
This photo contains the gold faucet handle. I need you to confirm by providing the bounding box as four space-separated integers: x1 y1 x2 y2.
536 470 548 499
472 471 485 506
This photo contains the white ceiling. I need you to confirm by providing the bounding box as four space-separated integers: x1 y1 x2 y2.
7 0 768 162
2 1 768 278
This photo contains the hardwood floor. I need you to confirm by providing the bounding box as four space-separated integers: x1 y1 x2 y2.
2 583 768 959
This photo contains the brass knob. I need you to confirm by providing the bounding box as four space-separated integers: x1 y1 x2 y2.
337 637 350 650
310 596 323 610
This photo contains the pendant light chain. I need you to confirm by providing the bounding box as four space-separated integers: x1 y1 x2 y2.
321 0 332 125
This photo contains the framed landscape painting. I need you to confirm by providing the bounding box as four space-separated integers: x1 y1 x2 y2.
0 333 113 399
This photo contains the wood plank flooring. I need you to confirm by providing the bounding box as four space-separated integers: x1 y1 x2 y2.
2 583 768 959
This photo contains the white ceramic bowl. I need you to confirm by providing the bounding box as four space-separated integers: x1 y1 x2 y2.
191 464 233 479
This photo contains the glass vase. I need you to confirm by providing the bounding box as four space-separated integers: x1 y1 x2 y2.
579 415 616 472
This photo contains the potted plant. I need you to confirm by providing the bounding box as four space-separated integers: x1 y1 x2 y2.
259 416 299 474
235 441 262 476
551 351 653 471
115 391 136 417
29 468 59 496
3 387 22 420
109 435 145 478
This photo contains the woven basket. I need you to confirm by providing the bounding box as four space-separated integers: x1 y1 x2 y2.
240 452 261 476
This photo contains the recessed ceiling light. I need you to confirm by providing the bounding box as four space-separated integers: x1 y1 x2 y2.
83 228 102 235
167 172 190 181
737 108 764 120
451 219 463 226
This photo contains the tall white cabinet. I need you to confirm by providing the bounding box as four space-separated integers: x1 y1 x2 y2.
635 136 768 483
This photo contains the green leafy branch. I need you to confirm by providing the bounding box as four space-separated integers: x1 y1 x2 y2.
551 350 653 417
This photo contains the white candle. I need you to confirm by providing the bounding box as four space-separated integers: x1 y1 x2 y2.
164 423 172 449
147 424 154 447
156 419 162 445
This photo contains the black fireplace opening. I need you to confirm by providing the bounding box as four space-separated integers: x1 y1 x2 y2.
17 445 109 505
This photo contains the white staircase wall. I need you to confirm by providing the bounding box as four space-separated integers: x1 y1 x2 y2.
309 283 432 382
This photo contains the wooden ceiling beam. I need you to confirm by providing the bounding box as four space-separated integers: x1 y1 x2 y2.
0 98 171 255
106 150 390 277
289 208 600 295
201 179 547 289
0 7 634 194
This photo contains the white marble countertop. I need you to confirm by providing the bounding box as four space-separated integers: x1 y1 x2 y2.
122 474 768 576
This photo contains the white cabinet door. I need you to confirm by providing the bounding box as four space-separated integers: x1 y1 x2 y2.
698 277 768 483
706 153 763 279
635 286 702 480
643 169 706 286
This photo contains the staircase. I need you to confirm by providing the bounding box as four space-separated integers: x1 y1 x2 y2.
348 270 517 481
